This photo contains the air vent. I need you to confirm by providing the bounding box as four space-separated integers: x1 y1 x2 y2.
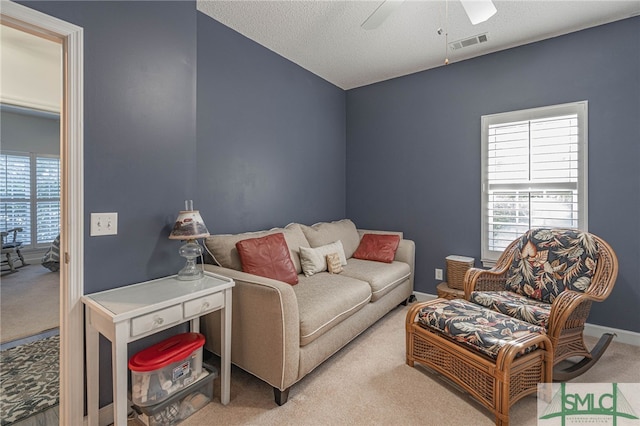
449 33 488 51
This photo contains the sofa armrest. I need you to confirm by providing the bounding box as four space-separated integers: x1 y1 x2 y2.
395 239 415 289
200 264 301 391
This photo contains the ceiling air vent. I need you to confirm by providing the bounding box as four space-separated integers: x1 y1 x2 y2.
449 33 488 51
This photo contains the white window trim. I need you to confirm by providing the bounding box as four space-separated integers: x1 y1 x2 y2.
481 101 588 266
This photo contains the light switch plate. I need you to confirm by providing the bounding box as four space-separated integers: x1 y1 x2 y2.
91 212 118 236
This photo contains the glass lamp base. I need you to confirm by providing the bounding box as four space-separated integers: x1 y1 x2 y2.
177 241 204 281
177 262 204 281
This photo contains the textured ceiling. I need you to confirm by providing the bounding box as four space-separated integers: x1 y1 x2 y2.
198 0 640 90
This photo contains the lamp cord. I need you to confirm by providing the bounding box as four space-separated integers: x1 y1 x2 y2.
202 238 217 269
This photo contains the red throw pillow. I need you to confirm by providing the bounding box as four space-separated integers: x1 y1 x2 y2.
236 233 299 285
352 234 400 263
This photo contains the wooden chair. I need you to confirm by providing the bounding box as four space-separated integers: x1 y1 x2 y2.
1 227 28 273
464 228 618 381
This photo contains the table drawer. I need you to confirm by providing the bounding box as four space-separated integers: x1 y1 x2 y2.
184 293 224 317
130 305 182 337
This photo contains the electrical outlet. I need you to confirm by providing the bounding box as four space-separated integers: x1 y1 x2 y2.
91 212 118 236
435 268 443 280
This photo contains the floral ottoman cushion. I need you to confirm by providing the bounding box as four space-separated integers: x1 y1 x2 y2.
416 299 546 359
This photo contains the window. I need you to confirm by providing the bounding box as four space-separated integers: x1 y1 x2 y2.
1 152 60 249
481 101 588 264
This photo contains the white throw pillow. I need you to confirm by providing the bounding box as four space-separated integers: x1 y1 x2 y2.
299 240 347 277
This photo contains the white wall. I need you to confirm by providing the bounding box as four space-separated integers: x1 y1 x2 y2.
1 24 61 112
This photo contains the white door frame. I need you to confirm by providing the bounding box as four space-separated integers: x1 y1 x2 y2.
1 2 84 424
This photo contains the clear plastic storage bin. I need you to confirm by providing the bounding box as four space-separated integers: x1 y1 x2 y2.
133 367 217 426
129 332 205 407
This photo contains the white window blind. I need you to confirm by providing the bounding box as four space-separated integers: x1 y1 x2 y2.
481 102 588 264
1 152 60 248
36 156 61 244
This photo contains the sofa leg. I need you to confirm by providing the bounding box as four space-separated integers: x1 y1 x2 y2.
400 294 417 306
273 387 290 406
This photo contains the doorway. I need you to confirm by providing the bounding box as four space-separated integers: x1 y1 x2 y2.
1 3 84 425
0 24 62 345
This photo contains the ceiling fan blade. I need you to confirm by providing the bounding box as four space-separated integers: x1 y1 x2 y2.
460 0 497 25
361 0 406 30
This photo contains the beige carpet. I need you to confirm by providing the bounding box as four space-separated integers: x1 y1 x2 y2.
0 265 59 343
174 304 639 426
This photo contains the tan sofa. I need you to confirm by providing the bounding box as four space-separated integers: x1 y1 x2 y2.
200 219 415 405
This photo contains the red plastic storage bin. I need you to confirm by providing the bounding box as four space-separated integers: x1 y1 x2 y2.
129 332 205 406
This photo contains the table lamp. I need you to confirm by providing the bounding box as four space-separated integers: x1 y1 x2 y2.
169 200 210 280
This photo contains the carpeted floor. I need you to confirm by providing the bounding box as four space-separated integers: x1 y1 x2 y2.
0 334 59 425
0 265 59 344
171 304 639 426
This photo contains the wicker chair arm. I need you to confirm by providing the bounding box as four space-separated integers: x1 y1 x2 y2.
464 239 519 299
547 290 598 340
547 235 618 341
463 267 509 299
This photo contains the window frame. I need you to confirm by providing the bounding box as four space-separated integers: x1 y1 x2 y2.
1 150 61 249
480 101 588 266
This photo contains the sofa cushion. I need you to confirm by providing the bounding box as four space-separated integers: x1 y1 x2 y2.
299 219 361 259
236 233 299 285
505 228 599 304
205 223 309 274
299 240 347 277
341 258 410 302
294 273 371 346
469 291 551 329
352 234 400 263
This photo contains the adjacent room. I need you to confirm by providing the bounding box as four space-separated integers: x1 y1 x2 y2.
1 1 638 425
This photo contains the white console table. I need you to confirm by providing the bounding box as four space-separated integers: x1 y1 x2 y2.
82 272 234 426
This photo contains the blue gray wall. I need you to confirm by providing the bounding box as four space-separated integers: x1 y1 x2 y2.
196 14 346 233
1 109 60 155
346 17 640 332
20 0 198 405
23 0 198 291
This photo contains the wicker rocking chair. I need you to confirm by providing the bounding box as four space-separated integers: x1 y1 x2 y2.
464 228 618 381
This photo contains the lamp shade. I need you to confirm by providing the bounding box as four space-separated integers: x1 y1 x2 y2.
169 210 210 240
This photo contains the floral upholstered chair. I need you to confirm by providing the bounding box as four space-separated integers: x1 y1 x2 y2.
464 228 618 380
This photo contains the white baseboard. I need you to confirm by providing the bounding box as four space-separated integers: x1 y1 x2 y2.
413 291 438 302
584 322 640 346
81 403 115 426
80 403 113 426
19 249 46 265
412 291 640 347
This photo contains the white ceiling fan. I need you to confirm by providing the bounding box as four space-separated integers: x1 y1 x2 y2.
361 0 497 30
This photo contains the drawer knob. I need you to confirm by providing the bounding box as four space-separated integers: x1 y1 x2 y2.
201 302 210 312
153 317 164 326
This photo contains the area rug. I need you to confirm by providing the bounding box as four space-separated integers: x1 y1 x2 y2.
0 335 59 425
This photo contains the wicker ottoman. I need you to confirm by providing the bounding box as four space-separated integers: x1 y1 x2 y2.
406 298 553 426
